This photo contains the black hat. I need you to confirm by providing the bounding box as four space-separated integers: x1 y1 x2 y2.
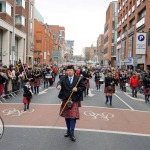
67 65 74 70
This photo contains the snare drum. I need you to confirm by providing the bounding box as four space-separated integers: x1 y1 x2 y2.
45 74 52 79
99 79 104 84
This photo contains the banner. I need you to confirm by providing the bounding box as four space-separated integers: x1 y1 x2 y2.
136 33 146 54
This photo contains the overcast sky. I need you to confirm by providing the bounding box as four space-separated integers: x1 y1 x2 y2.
35 0 113 55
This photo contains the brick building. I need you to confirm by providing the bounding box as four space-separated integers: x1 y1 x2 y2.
0 0 34 66
48 25 65 64
34 20 53 64
117 0 150 70
103 1 118 67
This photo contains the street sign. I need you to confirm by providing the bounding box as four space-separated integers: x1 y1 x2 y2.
136 33 146 54
52 50 61 61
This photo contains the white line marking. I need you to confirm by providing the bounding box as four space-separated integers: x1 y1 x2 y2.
124 92 144 102
114 94 134 110
4 125 150 137
1 103 150 113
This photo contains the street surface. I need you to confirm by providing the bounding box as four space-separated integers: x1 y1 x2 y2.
0 76 150 150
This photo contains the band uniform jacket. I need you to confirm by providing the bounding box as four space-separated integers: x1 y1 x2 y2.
57 75 85 102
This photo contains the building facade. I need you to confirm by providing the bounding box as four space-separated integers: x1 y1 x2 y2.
0 0 28 66
103 1 118 67
117 0 150 70
97 34 104 66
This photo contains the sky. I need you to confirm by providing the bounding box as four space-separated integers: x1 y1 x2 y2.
35 0 113 55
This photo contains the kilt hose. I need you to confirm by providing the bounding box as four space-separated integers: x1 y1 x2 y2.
60 100 80 119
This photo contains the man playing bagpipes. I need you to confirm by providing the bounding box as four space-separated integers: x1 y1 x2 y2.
56 65 85 142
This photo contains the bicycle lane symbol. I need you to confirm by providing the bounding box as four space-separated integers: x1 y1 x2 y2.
84 111 114 121
0 117 4 140
2 108 34 117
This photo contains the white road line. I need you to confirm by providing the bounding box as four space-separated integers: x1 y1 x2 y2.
4 125 150 137
124 92 144 102
114 94 134 110
1 103 150 113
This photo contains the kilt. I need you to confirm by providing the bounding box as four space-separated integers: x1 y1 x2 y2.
44 78 49 82
95 79 100 86
60 101 80 119
144 87 150 95
104 85 115 94
84 80 90 89
23 97 30 103
0 84 3 95
34 78 40 87
29 81 34 87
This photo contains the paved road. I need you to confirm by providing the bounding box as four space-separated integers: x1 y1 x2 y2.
0 76 150 150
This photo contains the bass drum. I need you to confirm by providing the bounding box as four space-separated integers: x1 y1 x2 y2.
45 74 52 79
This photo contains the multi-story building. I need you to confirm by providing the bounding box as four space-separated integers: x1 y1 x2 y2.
48 25 65 64
26 0 34 65
117 0 150 70
64 40 74 62
97 34 104 66
34 20 53 64
103 1 118 67
0 0 27 66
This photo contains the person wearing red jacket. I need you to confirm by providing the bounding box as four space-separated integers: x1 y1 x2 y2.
130 73 139 97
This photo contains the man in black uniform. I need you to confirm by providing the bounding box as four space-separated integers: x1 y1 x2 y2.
56 65 85 142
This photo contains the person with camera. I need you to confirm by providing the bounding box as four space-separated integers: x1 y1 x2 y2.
56 65 85 142
104 71 115 106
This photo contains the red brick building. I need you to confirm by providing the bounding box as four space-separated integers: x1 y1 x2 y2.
117 0 150 70
103 1 118 67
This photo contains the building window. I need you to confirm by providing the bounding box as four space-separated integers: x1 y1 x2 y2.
15 15 25 26
0 2 12 16
104 48 108 54
30 4 33 19
104 36 108 44
16 0 26 9
138 9 146 20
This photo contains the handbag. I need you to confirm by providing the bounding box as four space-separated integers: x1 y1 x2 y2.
107 85 112 91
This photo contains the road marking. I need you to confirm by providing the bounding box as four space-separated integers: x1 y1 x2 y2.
84 111 114 121
124 92 144 102
4 125 150 137
114 94 134 110
88 88 95 97
2 108 34 117
1 103 150 113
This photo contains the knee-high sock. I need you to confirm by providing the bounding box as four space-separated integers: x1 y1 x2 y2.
70 118 76 135
109 96 112 104
65 118 70 132
106 96 109 103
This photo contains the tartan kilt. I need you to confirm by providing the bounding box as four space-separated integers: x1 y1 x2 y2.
84 80 90 89
144 87 150 95
104 85 115 94
34 78 40 87
44 78 49 82
0 84 3 95
29 81 34 87
95 79 100 86
60 101 80 119
23 97 30 103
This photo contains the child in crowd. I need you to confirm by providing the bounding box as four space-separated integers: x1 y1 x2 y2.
23 79 33 111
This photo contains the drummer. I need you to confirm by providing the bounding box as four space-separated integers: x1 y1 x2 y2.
42 66 49 88
93 69 102 91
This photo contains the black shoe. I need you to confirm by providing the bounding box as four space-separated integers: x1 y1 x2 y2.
64 131 70 137
70 134 76 142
